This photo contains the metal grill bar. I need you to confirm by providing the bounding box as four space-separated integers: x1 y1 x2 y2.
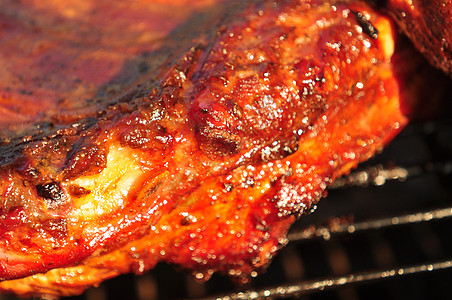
287 206 452 242
329 161 452 189
188 205 452 300
200 260 452 300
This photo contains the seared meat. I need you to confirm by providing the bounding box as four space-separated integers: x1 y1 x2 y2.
0 0 408 297
381 0 452 77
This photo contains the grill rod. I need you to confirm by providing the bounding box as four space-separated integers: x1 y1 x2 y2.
191 205 452 300
287 206 452 242
329 161 452 189
199 259 452 300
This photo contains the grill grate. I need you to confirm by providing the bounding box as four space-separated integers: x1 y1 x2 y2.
196 205 452 300
287 206 452 243
201 259 452 300
2 117 451 300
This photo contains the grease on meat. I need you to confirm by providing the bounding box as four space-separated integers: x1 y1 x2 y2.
0 0 408 297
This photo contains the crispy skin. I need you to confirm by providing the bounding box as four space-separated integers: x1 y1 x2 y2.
0 0 407 297
381 0 452 77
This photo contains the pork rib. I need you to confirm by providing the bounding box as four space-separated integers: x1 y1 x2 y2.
381 0 452 77
0 0 408 297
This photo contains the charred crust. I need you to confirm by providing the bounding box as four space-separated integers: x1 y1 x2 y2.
190 97 243 158
352 11 379 39
180 216 192 226
119 124 169 150
197 127 241 157
63 139 108 180
36 182 65 203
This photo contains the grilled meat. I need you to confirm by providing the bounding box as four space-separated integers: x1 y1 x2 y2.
0 0 408 297
381 0 452 77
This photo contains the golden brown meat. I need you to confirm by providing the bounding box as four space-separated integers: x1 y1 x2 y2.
0 0 408 297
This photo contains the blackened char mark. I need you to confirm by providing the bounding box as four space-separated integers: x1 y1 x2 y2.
352 10 379 39
190 96 243 158
36 182 65 203
196 126 241 157
63 138 108 180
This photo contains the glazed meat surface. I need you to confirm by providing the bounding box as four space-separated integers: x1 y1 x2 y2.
0 0 408 297
382 0 452 77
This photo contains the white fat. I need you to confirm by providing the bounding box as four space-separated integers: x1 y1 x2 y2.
70 145 143 220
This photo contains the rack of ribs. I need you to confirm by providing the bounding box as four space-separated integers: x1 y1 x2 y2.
0 0 412 297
